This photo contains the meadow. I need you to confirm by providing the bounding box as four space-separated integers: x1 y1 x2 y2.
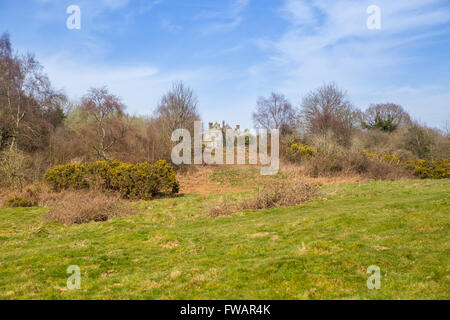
1 169 448 300
1 5 450 302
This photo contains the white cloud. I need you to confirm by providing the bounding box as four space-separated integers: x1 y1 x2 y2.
160 18 182 32
198 0 251 34
40 52 221 117
231 0 250 15
250 0 450 127
281 0 316 26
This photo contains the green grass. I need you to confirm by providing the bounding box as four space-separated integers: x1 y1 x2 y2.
210 166 287 187
0 179 449 299
210 167 261 185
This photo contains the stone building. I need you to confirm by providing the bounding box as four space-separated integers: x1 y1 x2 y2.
203 121 250 149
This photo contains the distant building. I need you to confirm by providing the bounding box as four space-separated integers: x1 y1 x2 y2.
203 121 251 149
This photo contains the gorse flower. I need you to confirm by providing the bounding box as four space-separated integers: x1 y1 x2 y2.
44 160 179 200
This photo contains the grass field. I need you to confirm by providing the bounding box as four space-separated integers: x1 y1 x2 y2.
0 178 449 299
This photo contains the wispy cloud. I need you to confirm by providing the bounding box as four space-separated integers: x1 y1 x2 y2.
40 51 220 116
198 0 251 34
12 0 450 128
230 0 250 15
159 18 183 32
250 0 450 126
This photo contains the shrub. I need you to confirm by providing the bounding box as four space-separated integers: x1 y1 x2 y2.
353 152 411 179
364 160 412 180
109 160 179 199
4 185 40 207
286 142 316 163
364 152 449 179
364 152 401 165
305 149 411 180
44 160 179 200
44 191 133 224
0 149 32 190
404 158 450 179
6 196 37 208
403 125 434 159
44 162 89 191
305 152 347 177
209 180 318 217
243 180 318 210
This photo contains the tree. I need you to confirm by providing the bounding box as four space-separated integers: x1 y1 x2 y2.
0 32 66 152
155 81 200 132
301 83 357 145
80 87 126 160
403 124 434 159
153 81 201 160
362 103 411 132
252 92 298 135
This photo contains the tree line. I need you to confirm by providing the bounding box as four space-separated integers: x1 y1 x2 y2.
0 32 201 187
253 83 448 160
1 31 448 188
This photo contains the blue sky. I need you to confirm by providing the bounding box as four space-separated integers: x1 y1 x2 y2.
1 0 449 129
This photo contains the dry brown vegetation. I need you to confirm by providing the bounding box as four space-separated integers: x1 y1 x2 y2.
44 191 134 225
304 149 412 180
209 180 319 217
1 184 135 225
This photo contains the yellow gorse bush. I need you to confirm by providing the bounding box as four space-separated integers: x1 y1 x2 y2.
44 160 179 199
363 152 401 165
287 143 317 162
364 152 449 179
403 158 450 179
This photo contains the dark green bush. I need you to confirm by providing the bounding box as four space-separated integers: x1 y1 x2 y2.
44 160 179 200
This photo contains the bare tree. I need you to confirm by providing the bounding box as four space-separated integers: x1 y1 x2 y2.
252 92 298 135
153 81 201 159
361 103 411 132
403 124 434 159
155 81 200 132
80 87 126 160
301 83 357 145
0 32 66 152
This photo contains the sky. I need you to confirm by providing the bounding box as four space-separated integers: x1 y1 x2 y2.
1 0 449 130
